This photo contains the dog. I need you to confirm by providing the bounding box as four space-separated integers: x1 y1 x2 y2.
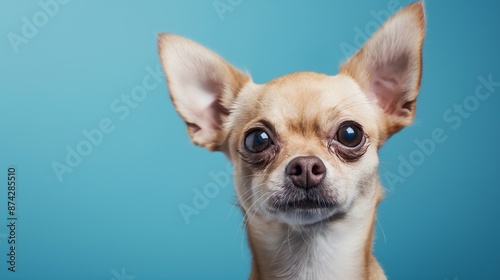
158 2 425 279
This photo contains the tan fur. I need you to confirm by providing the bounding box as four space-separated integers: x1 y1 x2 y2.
158 2 425 279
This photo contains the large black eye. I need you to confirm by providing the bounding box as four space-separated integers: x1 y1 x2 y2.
245 129 272 153
336 123 364 147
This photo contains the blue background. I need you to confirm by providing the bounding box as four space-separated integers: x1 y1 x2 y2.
1 1 499 279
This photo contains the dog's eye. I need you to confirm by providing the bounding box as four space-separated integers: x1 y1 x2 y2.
336 123 364 147
245 130 271 153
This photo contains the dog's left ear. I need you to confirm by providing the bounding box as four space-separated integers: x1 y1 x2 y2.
340 2 425 139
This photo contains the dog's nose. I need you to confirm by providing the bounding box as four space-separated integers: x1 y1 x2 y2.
286 156 326 189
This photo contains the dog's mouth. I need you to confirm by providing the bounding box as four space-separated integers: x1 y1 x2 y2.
270 184 338 212
267 196 342 226
279 198 337 210
266 187 344 225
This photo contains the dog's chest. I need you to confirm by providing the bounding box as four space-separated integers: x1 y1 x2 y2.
267 229 366 280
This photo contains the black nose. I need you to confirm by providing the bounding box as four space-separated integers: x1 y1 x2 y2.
285 156 326 189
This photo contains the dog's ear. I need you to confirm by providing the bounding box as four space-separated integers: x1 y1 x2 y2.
158 34 251 151
340 2 425 140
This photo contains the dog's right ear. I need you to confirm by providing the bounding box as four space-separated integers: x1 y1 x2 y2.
158 34 251 151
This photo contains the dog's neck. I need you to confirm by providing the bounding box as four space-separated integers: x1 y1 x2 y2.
245 183 385 280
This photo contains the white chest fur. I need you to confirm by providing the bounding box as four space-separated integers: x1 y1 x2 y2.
251 211 374 280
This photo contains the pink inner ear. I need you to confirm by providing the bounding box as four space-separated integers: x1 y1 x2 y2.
186 78 227 135
370 75 401 114
369 53 411 115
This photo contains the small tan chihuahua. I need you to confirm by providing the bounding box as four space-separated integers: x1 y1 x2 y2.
158 2 425 279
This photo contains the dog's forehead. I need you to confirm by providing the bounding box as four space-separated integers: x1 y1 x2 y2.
253 72 378 135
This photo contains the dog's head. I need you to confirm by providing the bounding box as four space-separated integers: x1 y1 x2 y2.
159 3 425 226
